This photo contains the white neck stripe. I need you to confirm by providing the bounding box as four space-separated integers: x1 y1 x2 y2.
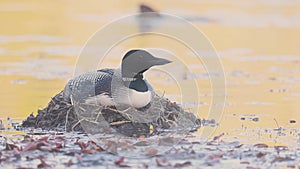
122 77 137 81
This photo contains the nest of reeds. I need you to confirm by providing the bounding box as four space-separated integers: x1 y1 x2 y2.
22 91 201 137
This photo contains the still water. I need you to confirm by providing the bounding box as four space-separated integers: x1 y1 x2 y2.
0 0 299 145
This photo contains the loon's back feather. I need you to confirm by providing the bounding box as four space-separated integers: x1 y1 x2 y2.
63 68 114 102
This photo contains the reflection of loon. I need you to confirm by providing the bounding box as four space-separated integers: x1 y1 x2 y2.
63 49 171 108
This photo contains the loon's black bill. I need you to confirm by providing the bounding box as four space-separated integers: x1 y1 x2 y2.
152 57 171 66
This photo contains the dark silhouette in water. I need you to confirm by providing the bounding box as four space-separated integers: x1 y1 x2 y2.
139 4 160 15
137 3 211 33
137 4 161 32
139 3 211 23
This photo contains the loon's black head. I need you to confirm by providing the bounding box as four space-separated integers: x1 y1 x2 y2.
121 49 171 80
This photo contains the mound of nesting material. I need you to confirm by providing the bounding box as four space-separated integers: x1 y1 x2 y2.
22 91 201 137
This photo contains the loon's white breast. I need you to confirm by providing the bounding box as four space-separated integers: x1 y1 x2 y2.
85 89 151 108
128 89 152 108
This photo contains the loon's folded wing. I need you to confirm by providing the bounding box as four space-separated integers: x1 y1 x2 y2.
63 69 114 103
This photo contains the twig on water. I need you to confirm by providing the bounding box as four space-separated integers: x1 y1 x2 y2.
273 118 280 130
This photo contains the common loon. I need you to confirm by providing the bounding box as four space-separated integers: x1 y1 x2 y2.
63 49 171 108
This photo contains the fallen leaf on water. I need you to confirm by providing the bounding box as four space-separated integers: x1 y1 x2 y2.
138 135 146 140
37 141 51 148
86 141 105 153
253 143 268 148
272 156 293 163
208 154 223 160
178 139 190 145
81 149 96 154
0 157 8 162
104 141 118 154
173 161 191 168
37 157 51 168
287 165 296 168
38 136 49 142
145 147 158 156
114 156 130 168
39 146 52 152
205 153 222 166
54 135 65 140
22 141 50 152
55 142 63 149
22 142 37 152
155 157 170 167
75 141 105 154
246 167 260 169
117 141 136 150
158 137 177 146
6 143 20 151
256 152 266 158
74 141 87 150
185 134 196 138
63 159 74 167
234 144 244 148
205 147 216 151
142 163 148 169
191 141 200 144
87 140 97 145
13 147 21 159
134 141 150 146
93 145 105 152
75 153 82 163
240 161 250 164
213 133 224 141
114 156 125 165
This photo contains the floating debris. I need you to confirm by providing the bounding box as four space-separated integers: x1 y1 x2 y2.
0 129 299 168
238 116 259 122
